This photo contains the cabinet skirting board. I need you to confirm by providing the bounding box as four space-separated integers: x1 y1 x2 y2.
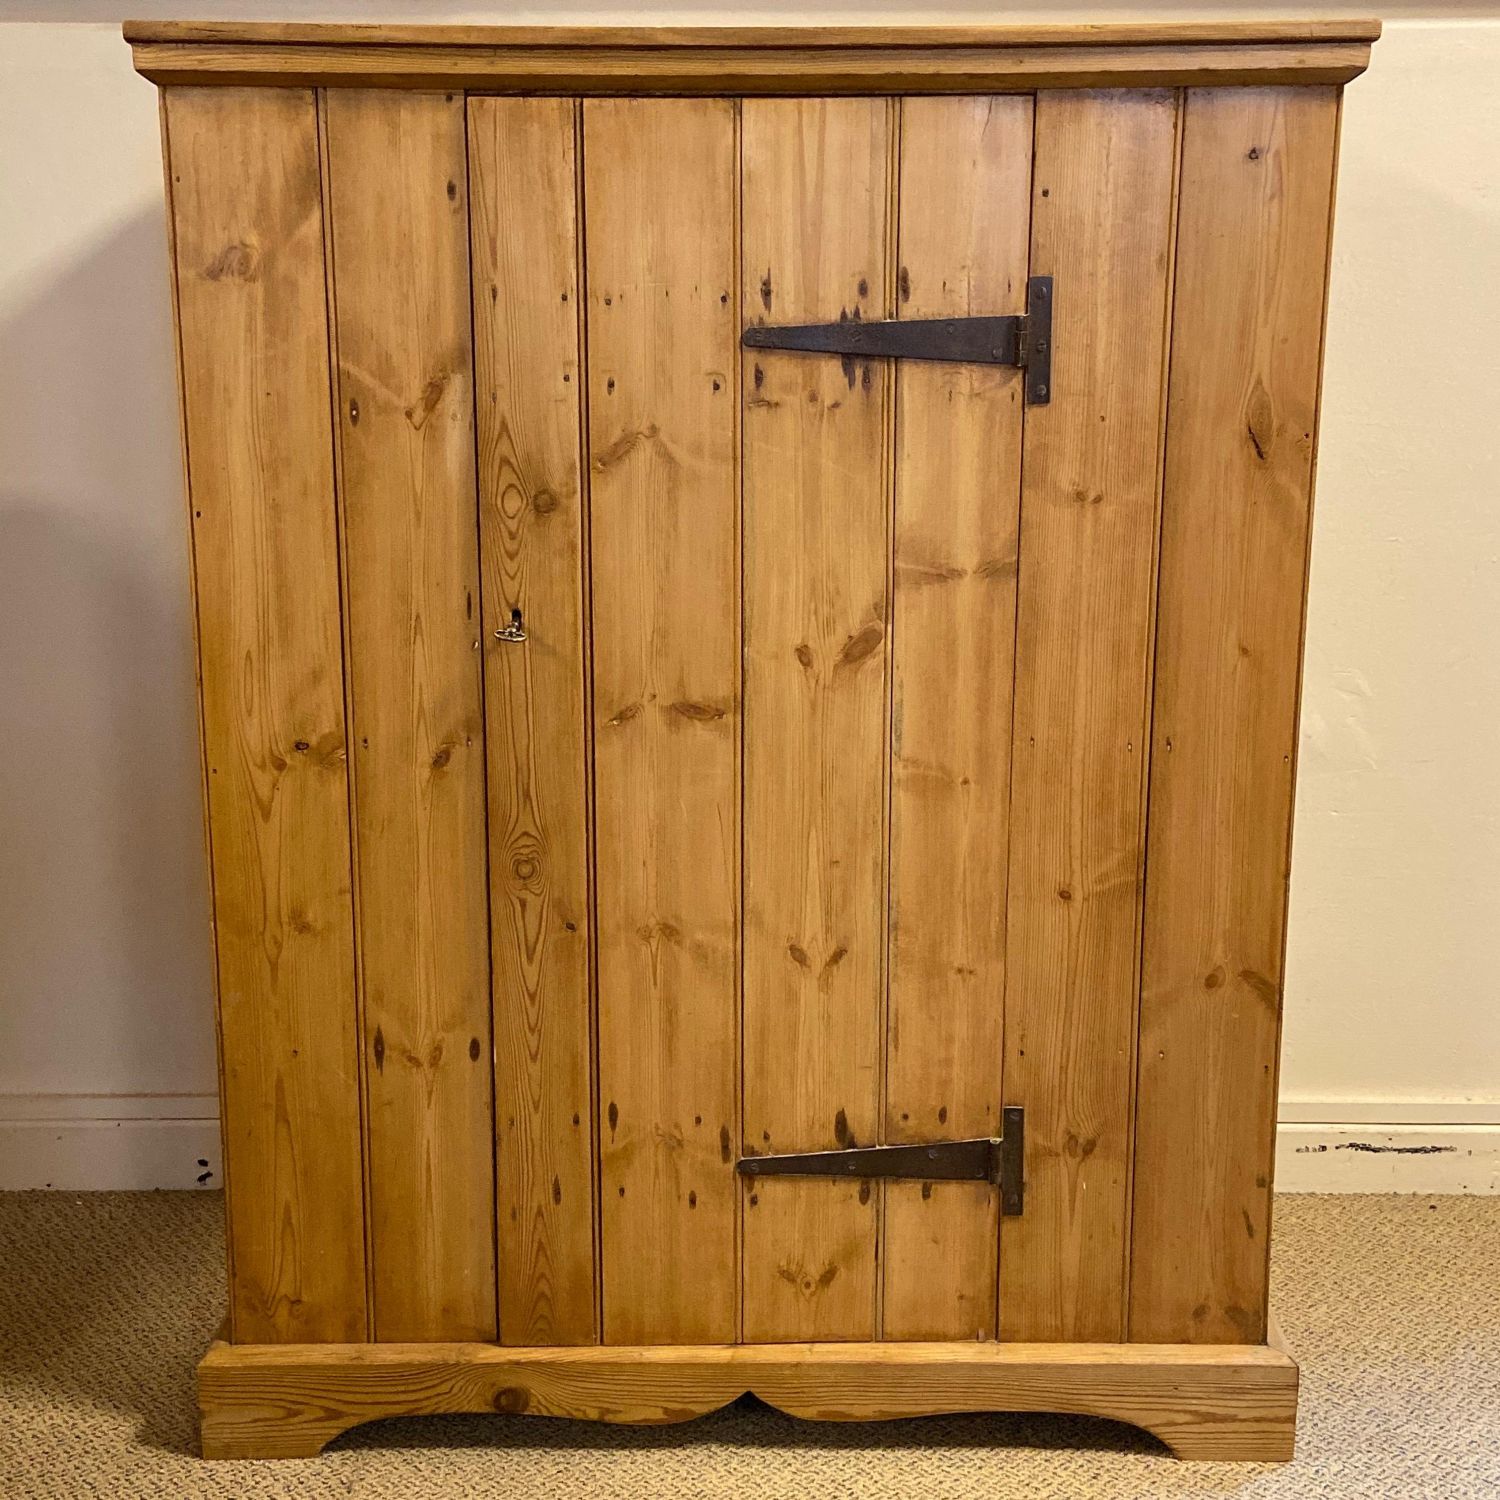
198 1324 1298 1462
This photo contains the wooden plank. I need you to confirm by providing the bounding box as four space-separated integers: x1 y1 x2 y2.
882 95 1033 1342
324 89 495 1343
130 40 1376 94
741 97 892 1343
198 1333 1299 1462
126 19 1384 49
163 86 366 1343
315 87 376 1343
999 90 1180 1343
1130 87 1341 1346
468 97 597 1347
158 88 241 1304
584 99 740 1346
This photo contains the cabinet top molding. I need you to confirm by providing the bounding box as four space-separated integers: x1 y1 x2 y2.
124 18 1380 93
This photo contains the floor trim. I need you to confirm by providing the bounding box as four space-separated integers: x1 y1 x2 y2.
1275 1123 1500 1193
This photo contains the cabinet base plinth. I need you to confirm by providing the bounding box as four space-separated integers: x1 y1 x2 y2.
198 1326 1298 1462
202 1326 1302 1464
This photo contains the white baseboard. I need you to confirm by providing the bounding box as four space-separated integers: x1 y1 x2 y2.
0 1094 220 1190
1 1094 1497 1194
1275 1123 1500 1193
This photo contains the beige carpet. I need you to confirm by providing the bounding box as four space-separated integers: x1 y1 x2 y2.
1 1192 1497 1498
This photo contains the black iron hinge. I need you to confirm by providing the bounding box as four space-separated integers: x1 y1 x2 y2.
743 276 1052 406
737 1106 1025 1217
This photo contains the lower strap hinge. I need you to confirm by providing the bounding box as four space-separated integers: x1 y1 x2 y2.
737 1106 1025 1216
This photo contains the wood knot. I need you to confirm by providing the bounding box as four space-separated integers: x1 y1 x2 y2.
836 621 884 670
1238 968 1280 1006
405 371 451 431
778 1261 839 1298
204 241 257 281
1064 1132 1099 1161
668 699 727 723
1245 379 1275 462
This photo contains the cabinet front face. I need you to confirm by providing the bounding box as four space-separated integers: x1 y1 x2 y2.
164 84 1339 1350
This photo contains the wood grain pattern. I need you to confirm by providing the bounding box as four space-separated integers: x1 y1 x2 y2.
740 97 892 1344
1130 87 1340 1346
164 86 366 1343
324 89 495 1343
468 96 598 1348
882 94 1033 1343
999 90 1180 1343
584 99 740 1346
127 19 1382 48
198 1332 1299 1461
129 37 1376 93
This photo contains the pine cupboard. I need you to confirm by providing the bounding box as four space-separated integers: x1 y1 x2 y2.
129 17 1379 1461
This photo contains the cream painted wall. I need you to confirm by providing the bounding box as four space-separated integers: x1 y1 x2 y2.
1 6 1497 1188
1283 18 1500 1116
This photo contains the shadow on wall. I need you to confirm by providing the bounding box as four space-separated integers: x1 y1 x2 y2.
0 205 216 1103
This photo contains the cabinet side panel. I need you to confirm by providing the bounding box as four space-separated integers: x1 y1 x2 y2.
1000 89 1179 1343
323 89 496 1343
1130 86 1339 1345
740 97 892 1343
584 98 741 1345
468 96 598 1347
882 93 1033 1343
164 85 367 1343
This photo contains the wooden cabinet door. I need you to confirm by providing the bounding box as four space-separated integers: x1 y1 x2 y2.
739 96 1031 1343
735 92 1180 1345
